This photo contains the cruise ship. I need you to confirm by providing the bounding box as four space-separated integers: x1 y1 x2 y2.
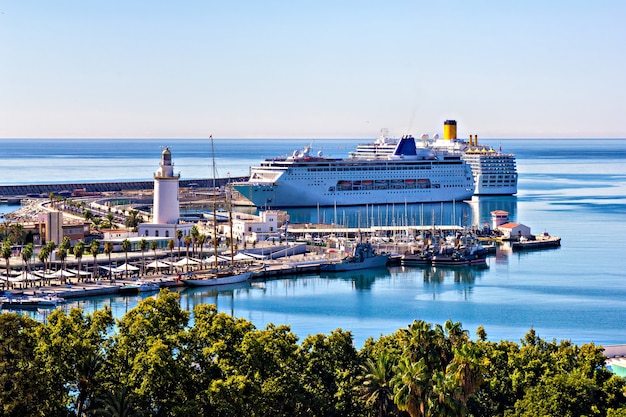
350 120 518 195
233 135 475 208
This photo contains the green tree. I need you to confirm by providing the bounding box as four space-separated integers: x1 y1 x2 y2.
300 329 364 417
104 242 114 280
359 351 397 417
391 319 481 417
197 234 207 265
176 229 183 260
0 313 61 416
60 235 71 252
56 247 68 284
167 239 175 273
121 239 131 279
150 240 158 276
139 238 148 276
21 243 34 286
106 213 116 229
74 241 85 283
34 307 114 417
45 240 57 271
125 209 143 231
106 290 190 415
91 239 101 280
190 225 199 257
38 246 49 285
91 386 143 417
183 235 192 271
2 240 12 289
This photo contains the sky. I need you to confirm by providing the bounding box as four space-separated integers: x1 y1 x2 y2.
1 1 625 139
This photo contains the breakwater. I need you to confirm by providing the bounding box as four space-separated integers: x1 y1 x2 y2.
0 177 247 198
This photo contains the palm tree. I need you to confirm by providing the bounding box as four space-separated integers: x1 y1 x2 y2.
104 242 114 280
74 241 85 283
359 351 397 417
393 356 430 417
91 386 141 417
56 247 67 284
150 240 158 275
167 239 175 274
190 225 199 257
139 238 148 276
9 223 26 247
448 343 484 404
106 213 115 230
175 229 183 260
2 240 12 289
45 241 57 270
21 243 34 287
197 234 207 269
90 239 101 280
183 235 192 272
38 247 49 285
121 239 131 279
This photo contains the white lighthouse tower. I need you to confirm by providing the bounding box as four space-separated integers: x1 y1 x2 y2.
138 147 191 240
153 147 180 224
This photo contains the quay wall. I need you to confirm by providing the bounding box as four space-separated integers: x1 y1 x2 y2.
0 177 247 197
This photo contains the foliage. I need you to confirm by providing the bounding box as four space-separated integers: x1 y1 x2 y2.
0 297 624 417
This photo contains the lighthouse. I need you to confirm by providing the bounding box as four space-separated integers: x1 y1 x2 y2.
138 147 191 240
153 147 180 224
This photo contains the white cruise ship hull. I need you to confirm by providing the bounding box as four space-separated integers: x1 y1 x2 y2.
234 181 474 208
233 135 475 208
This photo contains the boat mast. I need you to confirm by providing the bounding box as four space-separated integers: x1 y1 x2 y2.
210 135 218 269
227 173 235 266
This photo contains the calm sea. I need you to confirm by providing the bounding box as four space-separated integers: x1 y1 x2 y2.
1 138 625 347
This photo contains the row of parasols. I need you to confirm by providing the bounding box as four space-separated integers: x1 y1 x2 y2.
0 253 259 283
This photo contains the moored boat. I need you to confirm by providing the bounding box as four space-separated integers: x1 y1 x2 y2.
512 234 561 250
181 270 254 287
321 242 389 272
401 251 432 266
1 294 65 309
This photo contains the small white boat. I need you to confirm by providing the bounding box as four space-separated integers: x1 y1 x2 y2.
1 294 65 309
181 270 253 287
138 282 160 292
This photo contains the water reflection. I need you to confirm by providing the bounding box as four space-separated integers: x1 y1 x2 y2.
320 267 391 291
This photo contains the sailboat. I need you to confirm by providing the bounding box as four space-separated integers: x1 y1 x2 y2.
181 136 255 287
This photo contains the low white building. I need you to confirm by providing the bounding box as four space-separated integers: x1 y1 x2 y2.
497 222 531 240
226 210 281 244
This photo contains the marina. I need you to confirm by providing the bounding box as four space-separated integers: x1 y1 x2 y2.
0 138 624 349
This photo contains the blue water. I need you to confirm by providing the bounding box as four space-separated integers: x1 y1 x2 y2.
2 138 626 347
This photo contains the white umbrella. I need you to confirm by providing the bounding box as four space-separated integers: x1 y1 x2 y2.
173 257 200 267
54 270 75 278
233 253 255 261
203 255 229 265
114 263 139 273
146 260 170 269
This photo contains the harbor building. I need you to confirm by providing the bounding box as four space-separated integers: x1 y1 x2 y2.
138 148 192 240
491 210 531 239
224 210 285 244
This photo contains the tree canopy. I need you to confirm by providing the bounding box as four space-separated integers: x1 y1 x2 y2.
0 290 624 417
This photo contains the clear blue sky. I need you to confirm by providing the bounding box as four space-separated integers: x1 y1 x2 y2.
1 1 624 139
